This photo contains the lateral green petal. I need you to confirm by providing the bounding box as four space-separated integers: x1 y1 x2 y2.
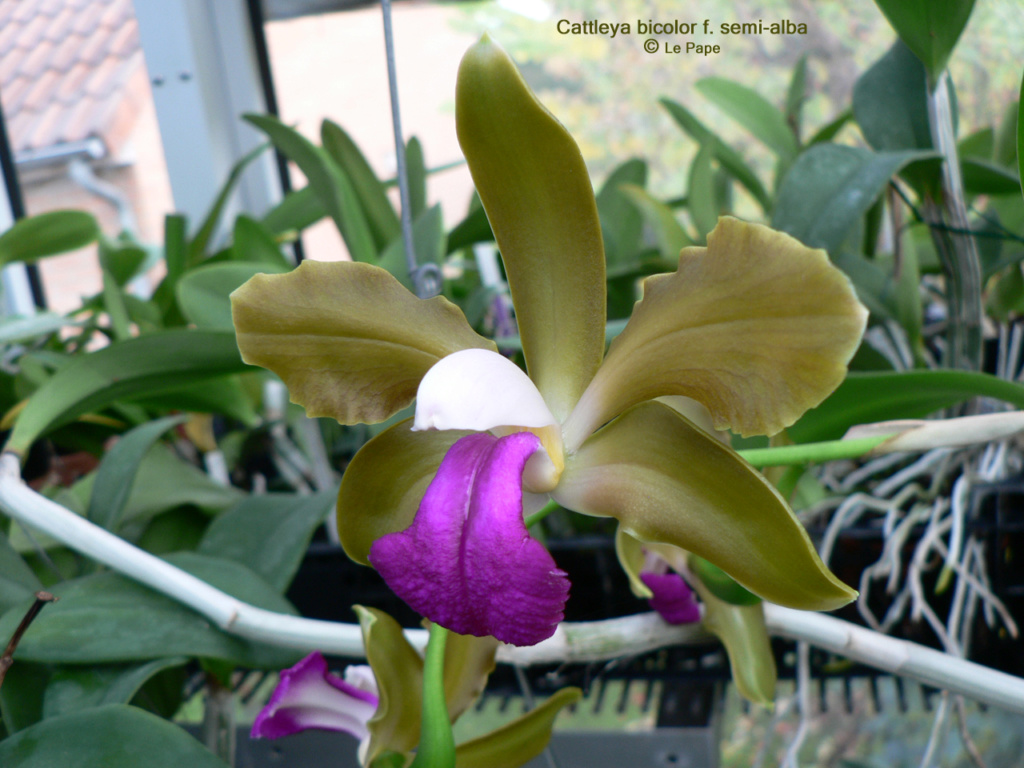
454 687 582 768
354 605 423 764
443 631 499 724
231 260 495 425
337 420 470 565
554 402 856 611
689 579 777 707
456 36 606 420
563 217 867 447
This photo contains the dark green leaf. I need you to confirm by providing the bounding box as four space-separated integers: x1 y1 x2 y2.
988 265 1024 320
872 0 976 83
0 662 49 733
659 97 770 210
4 330 250 457
405 136 428 219
0 532 41 613
687 143 718 241
619 184 692 257
42 658 189 719
808 109 852 146
0 704 231 767
87 415 186 531
198 490 335 592
854 41 934 153
958 127 994 160
187 141 269 266
0 553 300 668
99 239 148 287
789 370 1024 443
0 211 99 266
231 215 292 270
129 375 259 426
785 55 808 141
772 144 934 252
995 98 1018 167
596 159 647 267
246 114 376 262
262 186 327 234
446 204 493 254
377 205 444 290
1018 69 1024 199
177 261 288 330
696 77 798 162
961 158 1021 196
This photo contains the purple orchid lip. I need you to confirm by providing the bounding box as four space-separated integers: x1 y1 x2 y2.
641 571 701 625
251 652 379 741
369 431 570 646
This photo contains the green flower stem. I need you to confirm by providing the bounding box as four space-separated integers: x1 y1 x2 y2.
525 499 560 529
737 435 893 468
410 622 455 768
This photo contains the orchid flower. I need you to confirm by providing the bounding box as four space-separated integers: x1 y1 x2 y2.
231 37 868 648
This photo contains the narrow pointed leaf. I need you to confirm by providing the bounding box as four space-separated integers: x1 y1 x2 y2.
785 55 808 140
406 136 428 218
596 159 647 267
262 186 328 234
0 210 99 266
619 184 692 256
0 704 232 768
355 606 424 764
179 261 288 330
696 77 798 162
1018 70 1024 199
4 330 250 457
687 143 718 241
456 36 605 420
454 687 581 768
789 369 1024 443
87 414 187 531
377 204 444 292
231 260 495 425
232 215 293 269
322 119 401 250
564 218 867 445
659 97 770 210
556 402 856 611
872 0 976 84
245 114 376 262
337 419 469 565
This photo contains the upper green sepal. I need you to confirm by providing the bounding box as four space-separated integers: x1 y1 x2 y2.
456 36 606 421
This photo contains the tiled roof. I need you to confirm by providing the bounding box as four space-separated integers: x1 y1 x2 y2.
0 0 142 156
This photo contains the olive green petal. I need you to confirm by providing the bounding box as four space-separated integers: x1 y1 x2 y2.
231 260 495 425
554 402 857 611
443 631 499 724
689 581 777 707
337 420 470 565
563 217 868 447
454 687 582 768
354 605 424 764
456 36 606 421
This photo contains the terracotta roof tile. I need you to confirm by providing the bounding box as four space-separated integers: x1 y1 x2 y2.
0 0 144 154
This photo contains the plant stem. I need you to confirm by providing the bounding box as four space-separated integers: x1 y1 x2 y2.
737 435 892 468
410 623 455 768
525 499 560 529
0 591 56 689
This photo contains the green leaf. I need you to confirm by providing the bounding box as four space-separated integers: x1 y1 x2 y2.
854 41 934 153
377 205 445 291
596 158 647 268
262 186 328 234
129 375 259 426
100 269 131 341
0 313 74 346
72 442 243 525
42 657 189 719
0 662 49 733
4 330 250 457
231 215 292 270
687 143 718 241
86 415 186 531
246 114 376 263
872 0 976 84
1019 69 1024 200
988 265 1024 320
406 136 428 219
696 77 798 163
99 238 148 286
0 553 300 668
0 531 42 613
772 144 934 252
789 370 1024 443
0 704 231 767
187 141 269 266
0 211 99 266
808 108 852 146
961 158 1020 196
619 184 692 257
958 127 994 160
454 687 581 768
197 490 335 592
178 261 288 330
322 119 401 250
995 98 1018 167
446 204 493 254
785 55 808 141
660 97 770 210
